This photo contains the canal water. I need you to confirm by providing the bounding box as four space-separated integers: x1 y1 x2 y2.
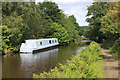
2 44 87 78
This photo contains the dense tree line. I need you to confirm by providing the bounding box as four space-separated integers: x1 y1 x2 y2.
2 1 84 53
85 2 120 59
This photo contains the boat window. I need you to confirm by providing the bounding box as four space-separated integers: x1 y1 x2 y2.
40 42 42 45
49 40 51 44
22 41 25 43
55 40 56 43
52 40 54 43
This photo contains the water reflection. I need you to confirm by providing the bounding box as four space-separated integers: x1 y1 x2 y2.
81 40 91 42
19 48 58 78
76 47 86 55
2 45 86 78
20 48 58 63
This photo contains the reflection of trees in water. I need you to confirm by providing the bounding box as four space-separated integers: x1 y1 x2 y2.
20 48 58 75
2 54 21 78
2 45 85 78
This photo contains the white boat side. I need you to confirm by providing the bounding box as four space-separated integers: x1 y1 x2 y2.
20 38 59 52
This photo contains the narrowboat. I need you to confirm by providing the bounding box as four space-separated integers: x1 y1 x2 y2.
20 38 59 52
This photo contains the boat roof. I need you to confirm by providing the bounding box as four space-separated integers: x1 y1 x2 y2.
25 38 58 41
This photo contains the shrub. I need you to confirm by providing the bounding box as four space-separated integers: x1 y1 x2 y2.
33 41 104 78
102 39 114 49
110 38 120 60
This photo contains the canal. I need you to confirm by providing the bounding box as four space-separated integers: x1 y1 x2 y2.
2 43 88 78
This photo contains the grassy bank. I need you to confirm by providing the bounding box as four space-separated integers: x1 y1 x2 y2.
33 41 104 78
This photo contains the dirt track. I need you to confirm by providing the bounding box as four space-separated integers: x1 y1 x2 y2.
102 49 119 78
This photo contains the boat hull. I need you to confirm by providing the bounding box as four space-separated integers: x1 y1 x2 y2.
20 43 59 53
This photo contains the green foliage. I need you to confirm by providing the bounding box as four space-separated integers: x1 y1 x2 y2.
33 41 104 78
22 2 46 39
2 13 28 52
102 39 114 49
85 2 120 60
85 2 120 42
38 1 62 22
110 38 120 60
47 23 70 45
100 2 120 40
2 2 83 53
85 2 108 42
57 14 82 42
0 26 2 52
68 15 84 36
1 25 9 52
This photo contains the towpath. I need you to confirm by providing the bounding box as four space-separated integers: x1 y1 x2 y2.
101 48 119 78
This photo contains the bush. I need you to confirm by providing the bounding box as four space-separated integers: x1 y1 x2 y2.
110 38 120 60
102 39 114 49
33 41 104 78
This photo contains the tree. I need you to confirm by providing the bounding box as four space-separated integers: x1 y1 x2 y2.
85 2 120 59
22 2 46 39
38 1 62 22
2 1 84 53
47 23 70 45
68 15 84 36
2 13 29 52
57 14 81 42
100 2 120 40
85 2 108 42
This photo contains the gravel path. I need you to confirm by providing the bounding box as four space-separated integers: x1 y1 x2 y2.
101 48 119 78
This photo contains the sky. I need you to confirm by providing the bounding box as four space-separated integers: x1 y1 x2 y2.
35 0 94 26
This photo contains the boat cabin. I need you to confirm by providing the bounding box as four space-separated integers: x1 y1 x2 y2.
20 38 59 52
